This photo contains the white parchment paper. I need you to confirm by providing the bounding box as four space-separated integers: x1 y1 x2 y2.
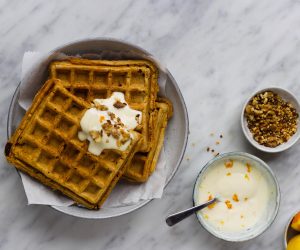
18 51 168 208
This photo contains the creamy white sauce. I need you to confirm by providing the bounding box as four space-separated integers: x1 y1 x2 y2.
78 92 142 155
196 159 272 232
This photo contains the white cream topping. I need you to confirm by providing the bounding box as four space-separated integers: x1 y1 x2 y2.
78 92 142 156
196 159 272 232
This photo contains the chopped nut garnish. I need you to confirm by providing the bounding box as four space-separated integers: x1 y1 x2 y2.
244 197 248 201
89 130 102 142
120 129 130 144
115 118 125 127
214 152 220 157
240 215 244 219
245 91 298 147
225 200 232 209
111 128 120 139
108 112 116 120
232 193 239 202
101 115 131 145
225 159 233 168
216 141 220 145
93 102 108 111
206 147 210 152
246 163 251 173
113 100 127 109
211 149 215 153
220 134 223 138
102 122 113 136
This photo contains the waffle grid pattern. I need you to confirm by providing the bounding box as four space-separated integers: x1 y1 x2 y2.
124 101 171 182
50 61 157 152
11 80 138 207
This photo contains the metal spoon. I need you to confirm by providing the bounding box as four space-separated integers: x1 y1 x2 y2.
165 197 219 226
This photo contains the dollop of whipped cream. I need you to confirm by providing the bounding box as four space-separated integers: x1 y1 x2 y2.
78 92 142 156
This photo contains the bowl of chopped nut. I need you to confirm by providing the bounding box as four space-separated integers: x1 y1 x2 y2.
241 87 300 153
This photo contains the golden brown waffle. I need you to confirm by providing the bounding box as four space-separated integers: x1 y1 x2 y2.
49 58 158 152
157 97 173 119
5 79 141 209
123 99 172 182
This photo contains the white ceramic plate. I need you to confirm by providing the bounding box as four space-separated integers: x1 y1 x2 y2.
241 87 300 153
7 38 189 219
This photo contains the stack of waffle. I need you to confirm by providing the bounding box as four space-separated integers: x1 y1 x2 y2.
5 58 172 209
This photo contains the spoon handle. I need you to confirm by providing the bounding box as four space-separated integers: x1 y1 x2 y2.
165 198 217 227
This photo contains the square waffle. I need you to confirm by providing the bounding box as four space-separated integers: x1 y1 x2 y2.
49 58 159 152
124 98 172 182
5 79 141 209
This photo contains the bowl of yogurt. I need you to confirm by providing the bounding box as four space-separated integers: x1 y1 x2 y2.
193 152 280 242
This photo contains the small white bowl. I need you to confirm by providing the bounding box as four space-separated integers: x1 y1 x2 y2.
193 152 280 242
241 87 300 153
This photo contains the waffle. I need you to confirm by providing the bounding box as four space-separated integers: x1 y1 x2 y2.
157 97 173 119
49 58 159 152
124 99 172 182
5 79 141 209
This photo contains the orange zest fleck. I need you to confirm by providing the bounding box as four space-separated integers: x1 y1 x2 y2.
225 159 234 168
99 115 105 123
225 200 232 209
232 193 239 202
208 203 216 209
246 163 251 173
226 172 231 176
244 174 250 180
207 195 216 209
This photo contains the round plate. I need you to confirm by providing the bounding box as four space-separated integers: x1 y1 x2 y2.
7 38 189 219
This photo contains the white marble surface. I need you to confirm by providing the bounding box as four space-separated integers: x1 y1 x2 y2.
1 0 300 249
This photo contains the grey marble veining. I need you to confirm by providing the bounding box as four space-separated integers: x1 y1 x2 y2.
1 0 300 249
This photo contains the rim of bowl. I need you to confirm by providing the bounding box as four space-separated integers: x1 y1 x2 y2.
241 86 300 153
284 210 300 248
192 152 281 242
6 37 190 219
